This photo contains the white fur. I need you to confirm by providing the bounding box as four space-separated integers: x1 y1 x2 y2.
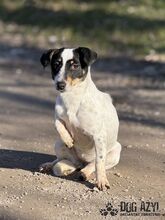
55 49 73 83
40 48 121 190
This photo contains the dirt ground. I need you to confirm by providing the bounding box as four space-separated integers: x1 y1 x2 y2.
0 46 165 220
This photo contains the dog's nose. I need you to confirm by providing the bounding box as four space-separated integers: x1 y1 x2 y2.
56 81 66 91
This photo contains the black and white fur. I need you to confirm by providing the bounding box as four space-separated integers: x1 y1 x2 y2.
39 47 121 190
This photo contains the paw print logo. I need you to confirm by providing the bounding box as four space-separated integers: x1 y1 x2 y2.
106 202 113 211
100 208 109 217
110 208 118 216
100 202 118 217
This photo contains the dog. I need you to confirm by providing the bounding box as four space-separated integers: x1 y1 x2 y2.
39 47 121 190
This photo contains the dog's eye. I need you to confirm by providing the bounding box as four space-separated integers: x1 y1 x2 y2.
71 63 79 70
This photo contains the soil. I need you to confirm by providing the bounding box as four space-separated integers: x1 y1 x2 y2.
0 46 165 220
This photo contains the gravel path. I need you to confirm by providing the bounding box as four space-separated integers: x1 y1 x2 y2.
0 48 165 219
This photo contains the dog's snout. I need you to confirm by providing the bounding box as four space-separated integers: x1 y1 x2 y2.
56 81 66 91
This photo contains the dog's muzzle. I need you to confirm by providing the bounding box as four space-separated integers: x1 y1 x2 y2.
56 81 66 92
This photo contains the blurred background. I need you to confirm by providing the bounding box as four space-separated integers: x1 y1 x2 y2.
0 0 165 59
0 1 165 219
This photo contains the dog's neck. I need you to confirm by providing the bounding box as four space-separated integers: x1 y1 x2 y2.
59 69 96 124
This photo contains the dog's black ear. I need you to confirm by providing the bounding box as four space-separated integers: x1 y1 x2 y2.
75 47 97 67
40 49 56 68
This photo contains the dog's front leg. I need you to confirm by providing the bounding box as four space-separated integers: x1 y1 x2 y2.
55 119 74 148
94 136 110 190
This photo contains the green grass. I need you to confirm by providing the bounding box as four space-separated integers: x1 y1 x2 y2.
0 0 165 57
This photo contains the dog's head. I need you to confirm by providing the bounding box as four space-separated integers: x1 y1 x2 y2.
40 47 97 92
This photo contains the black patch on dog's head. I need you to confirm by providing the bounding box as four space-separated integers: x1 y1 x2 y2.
40 47 97 82
72 47 97 80
40 48 64 79
74 47 97 67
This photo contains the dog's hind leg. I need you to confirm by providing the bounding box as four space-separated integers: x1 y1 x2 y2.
78 142 121 181
52 159 77 176
105 142 121 170
39 159 59 173
52 139 82 176
39 139 82 175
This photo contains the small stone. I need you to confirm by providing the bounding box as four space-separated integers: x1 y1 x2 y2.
123 189 129 192
86 210 91 214
114 172 122 177
126 145 132 148
91 187 99 192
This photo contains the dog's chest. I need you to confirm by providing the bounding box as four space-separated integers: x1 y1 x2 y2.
56 95 93 147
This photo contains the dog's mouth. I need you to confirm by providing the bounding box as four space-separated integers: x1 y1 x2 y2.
58 89 65 92
56 87 65 92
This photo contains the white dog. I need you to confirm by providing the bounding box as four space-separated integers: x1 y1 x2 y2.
39 47 121 190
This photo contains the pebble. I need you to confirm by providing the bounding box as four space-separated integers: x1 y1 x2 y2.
123 189 129 192
114 172 122 177
91 187 99 192
125 176 130 179
126 145 133 148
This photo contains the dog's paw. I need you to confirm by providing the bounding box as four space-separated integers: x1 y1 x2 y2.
39 162 53 173
100 208 109 216
96 175 110 191
64 137 74 148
